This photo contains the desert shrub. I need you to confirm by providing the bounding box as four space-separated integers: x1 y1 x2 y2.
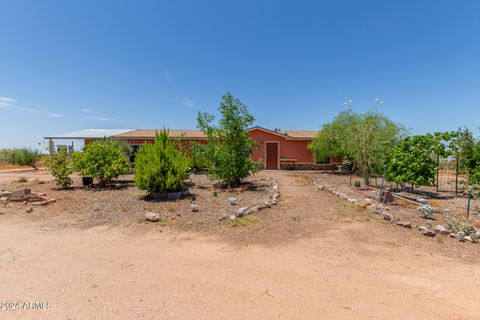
72 140 130 187
48 151 74 188
134 129 191 194
0 149 14 162
447 217 476 236
354 180 361 188
112 140 132 158
418 204 435 219
197 92 259 188
17 176 28 183
10 148 42 169
189 143 209 172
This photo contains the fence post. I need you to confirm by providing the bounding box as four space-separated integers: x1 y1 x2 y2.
436 155 440 193
467 191 471 218
455 155 459 195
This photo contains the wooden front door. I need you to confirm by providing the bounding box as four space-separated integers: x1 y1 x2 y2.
265 142 279 170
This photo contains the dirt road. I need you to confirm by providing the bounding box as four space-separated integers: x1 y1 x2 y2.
1 171 479 319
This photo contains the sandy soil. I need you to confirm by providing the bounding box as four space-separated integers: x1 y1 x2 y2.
1 171 480 319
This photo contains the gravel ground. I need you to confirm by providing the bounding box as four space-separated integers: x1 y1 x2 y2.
0 172 275 234
312 173 480 240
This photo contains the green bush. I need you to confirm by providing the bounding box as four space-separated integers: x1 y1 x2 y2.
189 142 209 172
72 140 130 186
10 148 42 169
48 151 74 188
134 130 191 194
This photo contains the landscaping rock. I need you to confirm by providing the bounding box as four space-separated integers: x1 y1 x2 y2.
145 212 160 222
246 206 259 214
382 213 393 221
264 201 272 208
47 199 56 205
10 189 31 202
236 207 248 217
396 221 412 228
417 198 428 205
433 225 450 235
190 204 199 212
463 236 473 242
229 214 237 221
25 206 33 213
32 201 48 206
0 190 11 197
418 226 435 237
228 197 237 205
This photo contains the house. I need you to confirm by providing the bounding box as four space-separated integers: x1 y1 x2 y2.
45 127 341 170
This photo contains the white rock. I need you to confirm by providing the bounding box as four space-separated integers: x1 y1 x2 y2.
145 212 160 222
433 225 449 235
236 207 248 217
228 197 237 205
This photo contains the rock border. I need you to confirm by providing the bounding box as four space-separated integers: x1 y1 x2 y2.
230 180 279 220
313 179 480 244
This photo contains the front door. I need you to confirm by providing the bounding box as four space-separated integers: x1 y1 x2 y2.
266 142 279 170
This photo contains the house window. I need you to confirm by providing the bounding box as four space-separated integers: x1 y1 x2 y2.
315 156 331 164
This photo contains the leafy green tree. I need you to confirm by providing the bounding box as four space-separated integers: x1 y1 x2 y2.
385 134 442 188
189 142 209 172
72 140 130 187
10 148 42 169
48 151 74 188
134 129 191 194
197 92 259 188
309 109 406 185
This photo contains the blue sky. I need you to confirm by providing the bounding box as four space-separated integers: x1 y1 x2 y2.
1 0 480 149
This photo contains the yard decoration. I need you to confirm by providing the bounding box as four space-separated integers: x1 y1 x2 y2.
9 148 42 170
309 109 406 186
134 129 191 197
197 92 260 188
72 140 130 187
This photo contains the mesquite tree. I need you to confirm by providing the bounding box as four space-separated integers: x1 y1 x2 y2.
197 92 259 188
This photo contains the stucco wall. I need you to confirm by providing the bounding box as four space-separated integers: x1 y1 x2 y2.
249 129 315 165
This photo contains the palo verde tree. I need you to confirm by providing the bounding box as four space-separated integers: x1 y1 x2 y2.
197 92 259 188
309 109 406 185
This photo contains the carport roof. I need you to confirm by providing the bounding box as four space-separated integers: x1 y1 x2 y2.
44 129 132 139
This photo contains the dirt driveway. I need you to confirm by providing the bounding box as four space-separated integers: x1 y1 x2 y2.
1 171 479 320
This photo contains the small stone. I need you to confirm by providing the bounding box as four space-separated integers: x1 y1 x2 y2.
264 201 272 208
32 201 49 206
190 204 199 212
271 199 278 205
248 206 259 214
25 206 33 213
236 207 248 217
417 198 428 205
145 212 160 222
442 208 451 213
433 225 450 235
418 226 435 237
396 221 411 228
229 215 237 220
463 236 473 242
291 215 301 221
228 197 237 205
382 213 393 221
47 198 56 204
365 198 372 204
